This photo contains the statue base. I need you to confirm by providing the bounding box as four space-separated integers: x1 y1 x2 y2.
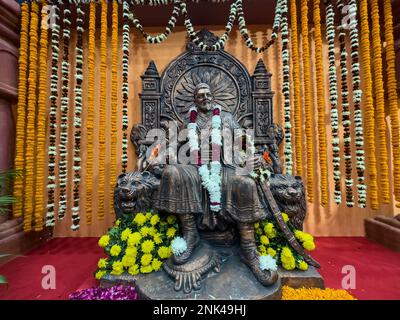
100 244 324 300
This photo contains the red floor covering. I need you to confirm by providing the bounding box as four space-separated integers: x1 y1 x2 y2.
0 237 399 300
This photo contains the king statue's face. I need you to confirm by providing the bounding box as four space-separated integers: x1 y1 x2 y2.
195 87 213 113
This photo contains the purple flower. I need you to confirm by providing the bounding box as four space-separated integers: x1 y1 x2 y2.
69 285 138 300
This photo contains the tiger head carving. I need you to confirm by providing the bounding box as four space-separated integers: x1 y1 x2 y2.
114 171 160 218
270 174 307 230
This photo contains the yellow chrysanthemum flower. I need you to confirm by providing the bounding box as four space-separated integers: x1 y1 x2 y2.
148 227 157 236
140 226 151 237
294 230 305 241
128 264 139 276
152 258 163 271
98 235 110 248
111 261 124 275
122 254 136 267
258 245 267 254
267 247 277 258
141 240 155 254
260 235 269 245
121 228 132 241
140 265 153 274
158 246 172 259
97 258 108 269
298 261 308 271
256 228 263 235
115 219 121 226
153 233 163 245
166 215 176 225
141 253 153 266
254 222 260 229
145 212 152 219
303 240 316 251
166 227 176 238
281 247 296 270
150 214 160 226
127 232 142 247
264 223 276 238
133 213 146 226
282 213 289 223
125 246 138 257
95 270 106 280
110 244 122 257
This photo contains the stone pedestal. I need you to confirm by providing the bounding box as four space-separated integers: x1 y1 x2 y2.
101 245 324 300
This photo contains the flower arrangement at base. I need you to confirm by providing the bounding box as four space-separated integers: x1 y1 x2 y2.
254 214 316 271
95 211 179 279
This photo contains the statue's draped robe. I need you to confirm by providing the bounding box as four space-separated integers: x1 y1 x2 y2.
155 111 268 230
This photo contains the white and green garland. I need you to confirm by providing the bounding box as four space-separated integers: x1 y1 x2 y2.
326 2 341 204
71 4 84 231
280 2 292 175
337 0 354 207
122 0 130 172
59 4 71 219
348 0 366 208
46 3 60 227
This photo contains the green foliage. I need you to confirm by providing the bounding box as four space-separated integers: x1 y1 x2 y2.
0 170 20 215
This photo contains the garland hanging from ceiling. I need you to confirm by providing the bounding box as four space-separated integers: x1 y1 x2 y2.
326 1 341 204
13 2 30 219
383 0 400 208
85 1 96 225
34 3 49 231
370 0 390 204
359 0 378 209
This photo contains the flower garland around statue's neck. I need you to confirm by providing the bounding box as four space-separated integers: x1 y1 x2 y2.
187 104 222 212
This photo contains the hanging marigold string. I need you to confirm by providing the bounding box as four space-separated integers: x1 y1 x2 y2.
281 3 292 175
71 4 85 231
348 0 366 208
301 0 314 202
110 0 119 212
85 2 96 225
46 4 60 228
13 2 30 219
326 1 341 204
290 0 302 177
337 0 354 207
34 2 49 231
98 0 108 220
313 0 328 207
24 1 40 232
370 0 390 204
121 0 130 172
383 0 400 207
59 4 71 220
359 0 378 209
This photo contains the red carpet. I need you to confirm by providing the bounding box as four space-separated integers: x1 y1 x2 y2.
0 237 399 300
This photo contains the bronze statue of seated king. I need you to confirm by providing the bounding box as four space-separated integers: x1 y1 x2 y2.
113 30 319 296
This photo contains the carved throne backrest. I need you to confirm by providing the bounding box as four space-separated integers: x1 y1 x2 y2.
132 29 276 165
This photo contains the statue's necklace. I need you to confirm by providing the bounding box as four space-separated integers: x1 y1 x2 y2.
187 104 222 212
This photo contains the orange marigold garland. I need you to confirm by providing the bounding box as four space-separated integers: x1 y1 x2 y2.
338 0 354 207
13 2 30 218
121 0 130 172
85 2 96 225
370 0 390 204
301 0 314 202
110 1 119 212
46 3 60 228
313 0 328 207
33 3 49 231
290 0 302 177
71 4 85 231
359 0 378 209
24 1 40 232
383 0 400 207
98 0 108 220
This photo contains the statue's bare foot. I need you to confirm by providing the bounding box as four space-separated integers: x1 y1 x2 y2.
240 249 278 286
173 234 200 265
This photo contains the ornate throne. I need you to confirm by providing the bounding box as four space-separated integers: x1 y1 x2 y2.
113 30 321 299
